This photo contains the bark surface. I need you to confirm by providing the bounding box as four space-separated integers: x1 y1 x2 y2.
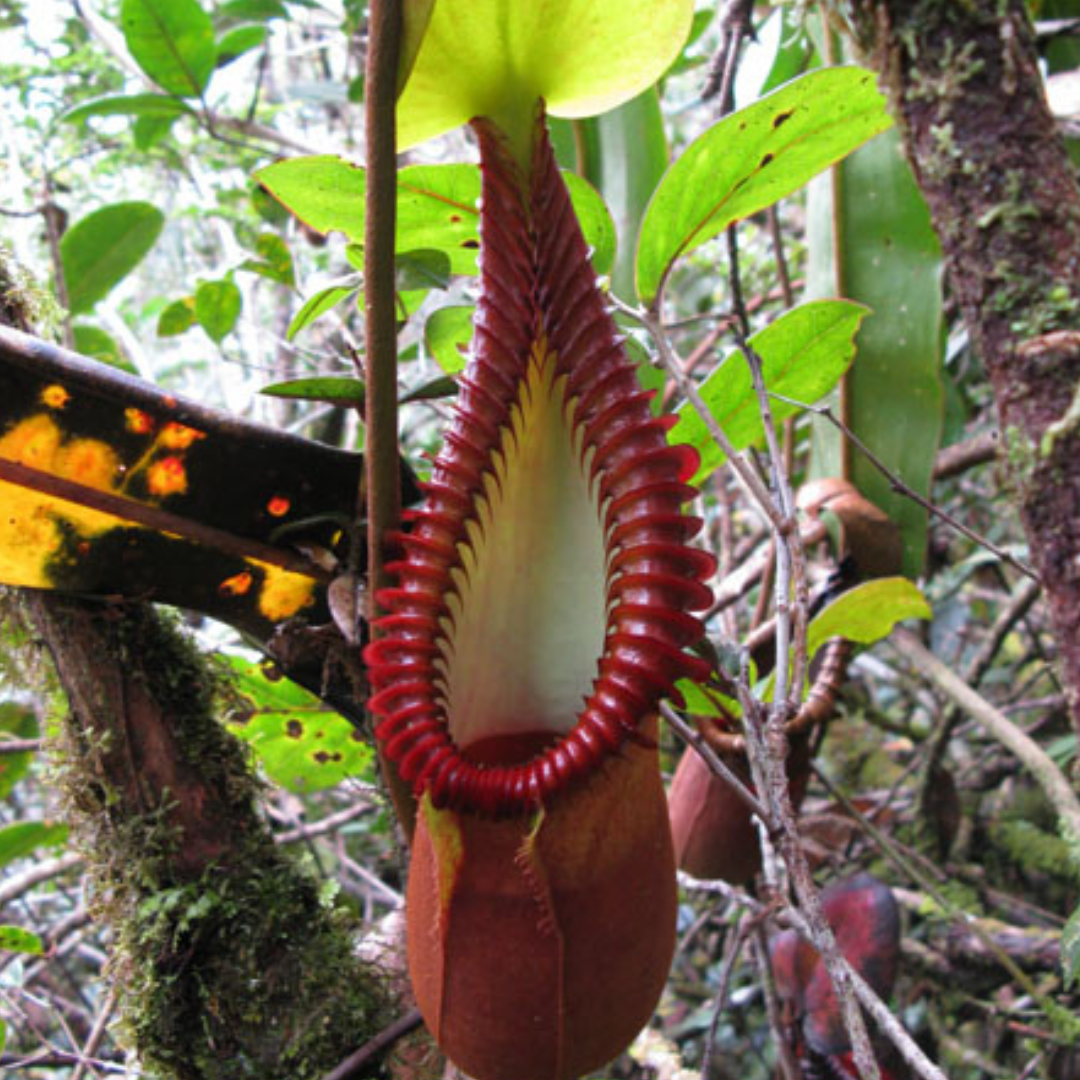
838 0 1080 734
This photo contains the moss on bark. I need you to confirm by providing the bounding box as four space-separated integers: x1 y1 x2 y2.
27 596 393 1080
834 0 1080 735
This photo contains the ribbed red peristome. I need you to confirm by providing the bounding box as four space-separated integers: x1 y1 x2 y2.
364 113 716 816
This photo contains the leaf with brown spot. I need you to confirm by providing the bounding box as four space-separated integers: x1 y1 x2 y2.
226 656 373 792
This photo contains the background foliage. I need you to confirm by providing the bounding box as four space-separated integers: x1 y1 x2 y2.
1 1 1079 1078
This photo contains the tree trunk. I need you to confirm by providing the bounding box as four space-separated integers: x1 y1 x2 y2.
26 595 393 1080
834 0 1080 736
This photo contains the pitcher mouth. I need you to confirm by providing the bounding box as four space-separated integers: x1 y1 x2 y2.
365 114 715 817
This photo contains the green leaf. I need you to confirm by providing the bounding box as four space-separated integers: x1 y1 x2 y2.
399 0 436 95
636 66 892 304
0 821 68 869
258 158 615 277
71 325 135 373
239 233 295 286
563 172 616 279
1064 904 1080 989
397 248 452 292
287 283 360 340
556 88 667 295
0 925 44 956
808 127 945 578
259 376 363 405
0 1017 5 1055
401 375 458 404
0 703 37 801
218 0 287 21
425 304 474 374
757 6 812 96
805 577 931 660
120 0 218 97
216 24 267 66
256 155 367 239
60 202 165 315
133 114 178 150
61 92 194 125
226 658 373 792
195 279 242 342
157 296 197 337
670 299 868 483
396 0 694 161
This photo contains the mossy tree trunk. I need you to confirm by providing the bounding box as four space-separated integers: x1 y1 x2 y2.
25 595 393 1080
832 0 1080 735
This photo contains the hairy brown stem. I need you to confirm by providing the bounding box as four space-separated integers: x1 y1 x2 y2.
362 0 415 839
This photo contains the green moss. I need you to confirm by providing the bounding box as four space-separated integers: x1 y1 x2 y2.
44 604 394 1080
118 845 390 1080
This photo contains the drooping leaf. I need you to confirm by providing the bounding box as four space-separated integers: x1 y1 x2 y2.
400 375 457 404
425 304 474 374
217 0 287 21
60 202 165 315
120 0 218 97
216 24 267 66
195 278 242 342
0 821 68 868
636 66 892 304
808 127 945 577
670 299 868 483
227 657 373 792
0 325 418 642
256 159 615 276
0 703 37 801
396 0 693 161
259 376 364 406
157 296 197 337
287 283 360 339
134 114 178 150
0 925 44 956
61 92 195 125
397 248 452 292
239 233 295 287
805 577 931 660
71 325 135 373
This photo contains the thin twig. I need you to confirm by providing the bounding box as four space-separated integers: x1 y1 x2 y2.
0 853 82 908
0 738 42 754
320 1008 424 1080
69 985 118 1080
702 910 751 1080
772 395 1037 579
660 701 770 822
893 625 1080 849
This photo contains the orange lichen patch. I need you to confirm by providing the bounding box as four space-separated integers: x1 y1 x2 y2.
0 415 64 471
125 408 156 435
255 562 317 622
159 422 205 450
40 384 71 409
219 569 254 597
0 482 133 589
266 495 291 517
147 455 188 497
55 439 120 491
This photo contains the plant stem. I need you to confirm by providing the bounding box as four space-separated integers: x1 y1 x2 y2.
363 0 415 838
